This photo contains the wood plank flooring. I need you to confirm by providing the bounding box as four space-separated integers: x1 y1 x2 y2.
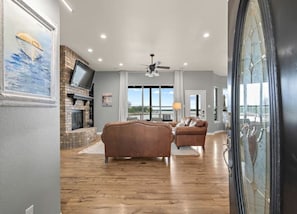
61 132 229 214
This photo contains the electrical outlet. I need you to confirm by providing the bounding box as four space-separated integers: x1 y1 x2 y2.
25 205 34 214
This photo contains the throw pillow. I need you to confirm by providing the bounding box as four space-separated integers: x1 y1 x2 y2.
189 120 197 127
195 120 205 127
184 117 192 126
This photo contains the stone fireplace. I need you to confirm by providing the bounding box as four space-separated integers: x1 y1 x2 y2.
60 46 98 149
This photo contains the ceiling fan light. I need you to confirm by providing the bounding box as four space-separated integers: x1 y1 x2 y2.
144 54 165 77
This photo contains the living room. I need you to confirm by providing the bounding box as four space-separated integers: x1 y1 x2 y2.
3 0 297 213
0 0 230 214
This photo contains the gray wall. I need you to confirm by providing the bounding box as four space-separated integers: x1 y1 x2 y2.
94 71 227 133
94 72 120 131
0 0 60 214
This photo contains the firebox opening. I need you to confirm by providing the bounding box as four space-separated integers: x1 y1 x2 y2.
72 110 83 130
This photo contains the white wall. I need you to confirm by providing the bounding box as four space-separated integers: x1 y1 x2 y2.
94 70 227 132
0 0 60 213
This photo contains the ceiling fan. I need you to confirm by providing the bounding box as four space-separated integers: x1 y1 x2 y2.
145 54 170 77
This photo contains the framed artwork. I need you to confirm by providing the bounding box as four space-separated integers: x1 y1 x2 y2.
102 93 112 107
0 0 57 106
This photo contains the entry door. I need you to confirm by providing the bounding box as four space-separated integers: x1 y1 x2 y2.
228 0 280 213
185 90 206 120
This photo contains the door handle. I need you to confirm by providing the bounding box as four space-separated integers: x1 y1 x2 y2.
223 136 233 177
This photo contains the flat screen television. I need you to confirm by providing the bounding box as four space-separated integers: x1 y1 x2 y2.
70 60 95 90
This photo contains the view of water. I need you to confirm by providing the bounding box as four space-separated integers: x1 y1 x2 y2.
4 50 51 97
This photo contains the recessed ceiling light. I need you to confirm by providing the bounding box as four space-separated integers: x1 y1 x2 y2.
183 62 188 66
203 32 210 38
100 34 107 39
119 63 123 67
88 48 93 53
98 58 103 62
61 0 73 12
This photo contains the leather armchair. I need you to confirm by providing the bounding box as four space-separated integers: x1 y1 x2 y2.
173 118 208 150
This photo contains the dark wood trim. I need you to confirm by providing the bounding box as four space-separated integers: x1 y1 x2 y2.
258 0 282 213
231 1 249 213
228 0 241 212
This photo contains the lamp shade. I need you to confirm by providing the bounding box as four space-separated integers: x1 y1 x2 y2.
173 102 182 110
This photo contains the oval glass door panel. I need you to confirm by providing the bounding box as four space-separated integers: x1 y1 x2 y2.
238 0 270 213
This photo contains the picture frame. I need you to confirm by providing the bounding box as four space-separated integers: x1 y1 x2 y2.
102 93 112 107
0 0 57 106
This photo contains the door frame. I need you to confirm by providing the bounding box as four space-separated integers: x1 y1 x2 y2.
229 0 281 213
184 90 206 120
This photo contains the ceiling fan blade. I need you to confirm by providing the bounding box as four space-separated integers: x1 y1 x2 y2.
156 65 170 69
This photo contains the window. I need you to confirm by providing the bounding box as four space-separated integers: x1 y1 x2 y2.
214 87 218 121
128 86 174 121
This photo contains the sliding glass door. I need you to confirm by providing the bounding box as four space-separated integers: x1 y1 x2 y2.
128 86 173 121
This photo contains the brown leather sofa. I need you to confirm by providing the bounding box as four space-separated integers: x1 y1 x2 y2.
173 117 208 150
101 120 174 163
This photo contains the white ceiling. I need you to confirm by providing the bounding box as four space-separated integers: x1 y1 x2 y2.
60 0 228 76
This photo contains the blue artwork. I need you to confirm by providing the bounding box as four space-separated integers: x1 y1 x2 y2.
3 0 53 98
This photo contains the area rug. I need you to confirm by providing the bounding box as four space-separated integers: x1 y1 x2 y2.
78 141 199 156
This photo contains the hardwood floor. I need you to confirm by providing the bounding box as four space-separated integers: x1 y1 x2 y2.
61 132 229 214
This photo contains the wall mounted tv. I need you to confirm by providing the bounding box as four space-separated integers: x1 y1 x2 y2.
70 60 95 90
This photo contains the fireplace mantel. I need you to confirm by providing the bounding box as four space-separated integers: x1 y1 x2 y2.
67 93 93 105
